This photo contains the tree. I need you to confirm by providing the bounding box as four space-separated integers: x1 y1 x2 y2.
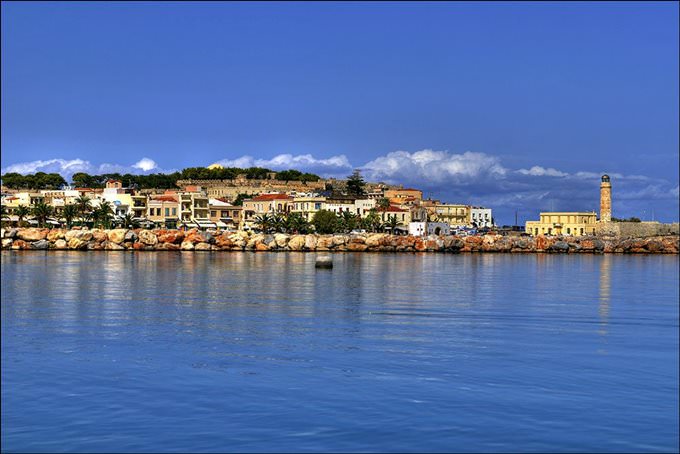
346 170 366 197
361 210 382 233
376 197 390 209
62 204 79 228
232 193 252 206
338 211 359 233
75 195 92 223
15 205 32 227
384 214 400 232
32 202 54 228
285 212 310 234
312 210 339 234
92 201 114 228
254 213 273 233
120 213 140 229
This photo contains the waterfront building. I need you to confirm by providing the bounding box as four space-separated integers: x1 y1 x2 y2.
354 198 377 217
178 186 211 229
147 193 179 228
525 175 612 236
408 221 451 236
470 207 494 228
241 193 293 229
291 196 326 222
377 205 412 229
324 195 357 216
208 198 242 229
525 212 597 236
430 204 471 228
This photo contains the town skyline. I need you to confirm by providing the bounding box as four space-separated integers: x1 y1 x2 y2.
2 2 678 224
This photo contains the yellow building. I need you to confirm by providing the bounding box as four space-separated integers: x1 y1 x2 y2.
525 212 597 236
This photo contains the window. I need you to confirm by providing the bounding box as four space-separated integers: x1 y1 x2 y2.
165 208 170 217
581 228 584 235
172 208 177 215
535 228 538 235
566 228 571 234
211 210 216 217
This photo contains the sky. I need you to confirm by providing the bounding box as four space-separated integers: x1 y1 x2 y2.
2 1 678 224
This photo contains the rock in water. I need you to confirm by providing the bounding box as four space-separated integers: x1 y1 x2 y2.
315 255 333 269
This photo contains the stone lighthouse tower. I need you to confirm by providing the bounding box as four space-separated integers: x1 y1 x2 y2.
600 174 612 222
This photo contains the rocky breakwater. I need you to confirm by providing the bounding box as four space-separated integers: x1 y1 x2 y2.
1 228 678 253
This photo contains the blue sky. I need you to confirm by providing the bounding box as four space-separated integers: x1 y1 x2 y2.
2 1 678 224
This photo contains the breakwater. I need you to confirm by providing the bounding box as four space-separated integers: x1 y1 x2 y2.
1 228 678 253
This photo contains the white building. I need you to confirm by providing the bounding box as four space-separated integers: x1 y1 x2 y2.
408 221 451 236
470 207 493 228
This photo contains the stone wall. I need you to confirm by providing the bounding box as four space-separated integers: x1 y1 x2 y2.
1 228 678 254
595 221 680 238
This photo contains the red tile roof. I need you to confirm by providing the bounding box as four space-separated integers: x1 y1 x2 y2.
251 193 293 201
378 205 409 213
152 195 178 202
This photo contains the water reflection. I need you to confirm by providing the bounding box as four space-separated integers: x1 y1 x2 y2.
598 255 612 339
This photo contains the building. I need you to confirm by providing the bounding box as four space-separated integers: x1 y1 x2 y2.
430 204 470 227
470 207 494 228
525 174 612 236
178 187 211 229
525 212 598 236
209 198 242 229
408 221 450 236
147 194 179 228
377 205 412 229
241 193 293 229
384 188 423 206
291 196 326 222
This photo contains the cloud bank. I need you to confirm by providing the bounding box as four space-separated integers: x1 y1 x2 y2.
1 157 170 181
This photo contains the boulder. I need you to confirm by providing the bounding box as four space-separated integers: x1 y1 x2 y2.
138 229 158 246
256 242 270 251
107 229 128 244
124 231 138 242
17 228 48 242
274 233 289 248
157 242 180 251
104 241 124 250
316 236 334 250
180 241 195 251
47 229 66 242
2 238 13 249
551 241 570 253
347 242 368 252
288 235 306 251
158 230 184 244
304 235 317 250
11 239 29 250
68 238 88 250
54 239 67 249
31 239 50 250
91 229 108 243
365 234 385 247
195 242 212 251
7 229 19 239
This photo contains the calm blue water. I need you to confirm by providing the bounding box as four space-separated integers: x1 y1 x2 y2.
1 251 678 453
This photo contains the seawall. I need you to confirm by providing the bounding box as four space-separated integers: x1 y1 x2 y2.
1 228 678 253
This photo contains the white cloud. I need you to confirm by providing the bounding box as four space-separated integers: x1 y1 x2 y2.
132 158 158 172
671 186 679 198
517 166 568 177
215 153 352 174
362 150 507 186
1 157 169 181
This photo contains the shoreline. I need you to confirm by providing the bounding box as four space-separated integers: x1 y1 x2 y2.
1 227 678 254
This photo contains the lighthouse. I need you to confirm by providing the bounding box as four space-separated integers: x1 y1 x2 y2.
600 174 612 223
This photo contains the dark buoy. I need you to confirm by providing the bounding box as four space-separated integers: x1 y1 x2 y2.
315 256 333 269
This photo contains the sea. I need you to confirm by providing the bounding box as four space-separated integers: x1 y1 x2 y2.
1 251 678 452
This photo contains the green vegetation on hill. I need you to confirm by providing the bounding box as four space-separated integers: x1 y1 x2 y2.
1 167 321 190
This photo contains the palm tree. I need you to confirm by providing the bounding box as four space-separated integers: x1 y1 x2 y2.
362 210 382 233
120 213 140 229
271 213 287 233
93 201 114 228
376 197 391 209
384 214 400 233
339 211 358 233
31 202 54 228
62 204 79 228
75 195 92 224
254 213 273 233
285 212 310 234
15 205 32 227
